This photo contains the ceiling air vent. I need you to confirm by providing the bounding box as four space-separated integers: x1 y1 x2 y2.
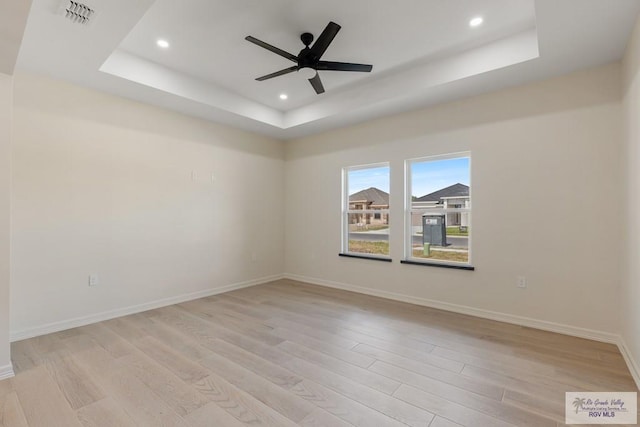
62 1 94 24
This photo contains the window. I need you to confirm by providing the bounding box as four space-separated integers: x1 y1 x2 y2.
405 153 471 266
342 163 390 259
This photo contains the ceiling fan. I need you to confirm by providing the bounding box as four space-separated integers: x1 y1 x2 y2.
245 21 373 95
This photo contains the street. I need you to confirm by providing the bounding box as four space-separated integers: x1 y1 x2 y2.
349 232 468 248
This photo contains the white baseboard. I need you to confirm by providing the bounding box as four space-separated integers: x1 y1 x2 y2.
10 274 284 342
283 273 619 344
617 336 640 391
11 271 639 391
0 363 14 380
288 274 640 391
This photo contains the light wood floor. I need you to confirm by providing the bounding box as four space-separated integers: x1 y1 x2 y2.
1 279 638 427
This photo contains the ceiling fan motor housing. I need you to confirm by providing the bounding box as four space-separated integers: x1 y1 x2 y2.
300 32 314 47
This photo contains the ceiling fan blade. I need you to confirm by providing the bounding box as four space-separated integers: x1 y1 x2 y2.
308 72 325 94
255 66 298 81
316 61 373 72
245 36 298 63
309 21 341 59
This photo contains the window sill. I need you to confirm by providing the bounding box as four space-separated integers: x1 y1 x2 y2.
400 259 475 271
339 253 392 263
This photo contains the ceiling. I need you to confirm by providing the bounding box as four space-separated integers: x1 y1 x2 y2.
13 0 640 139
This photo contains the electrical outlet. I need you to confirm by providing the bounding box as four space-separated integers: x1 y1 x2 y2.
89 274 99 286
516 276 527 288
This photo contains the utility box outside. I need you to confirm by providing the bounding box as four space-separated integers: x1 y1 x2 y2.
422 214 447 247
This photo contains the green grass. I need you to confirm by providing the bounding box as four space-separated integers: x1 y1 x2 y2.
348 240 468 263
366 225 390 231
349 224 389 232
412 248 469 262
446 226 469 236
348 240 389 255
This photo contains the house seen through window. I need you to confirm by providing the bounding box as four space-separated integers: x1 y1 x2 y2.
342 164 390 258
406 154 471 265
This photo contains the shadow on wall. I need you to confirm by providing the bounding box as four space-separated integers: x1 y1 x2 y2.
624 30 640 98
12 73 284 159
286 63 622 159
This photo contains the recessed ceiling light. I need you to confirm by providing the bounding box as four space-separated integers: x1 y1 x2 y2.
469 17 484 27
156 39 170 48
279 94 288 100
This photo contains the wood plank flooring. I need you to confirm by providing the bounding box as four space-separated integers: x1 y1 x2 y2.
1 279 638 427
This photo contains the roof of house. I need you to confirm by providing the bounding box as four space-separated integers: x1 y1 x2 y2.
349 187 389 205
415 183 469 202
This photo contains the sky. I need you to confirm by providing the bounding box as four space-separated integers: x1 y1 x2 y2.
348 157 470 197
348 166 390 194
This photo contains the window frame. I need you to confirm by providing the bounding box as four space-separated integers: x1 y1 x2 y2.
404 152 472 267
341 162 391 261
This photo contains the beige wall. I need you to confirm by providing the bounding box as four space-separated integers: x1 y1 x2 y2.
285 63 623 337
622 16 640 386
3 49 637 383
10 74 285 337
0 73 12 372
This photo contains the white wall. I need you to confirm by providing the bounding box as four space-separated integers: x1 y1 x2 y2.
285 63 623 338
622 16 640 386
10 74 285 338
0 73 12 374
2 48 636 385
